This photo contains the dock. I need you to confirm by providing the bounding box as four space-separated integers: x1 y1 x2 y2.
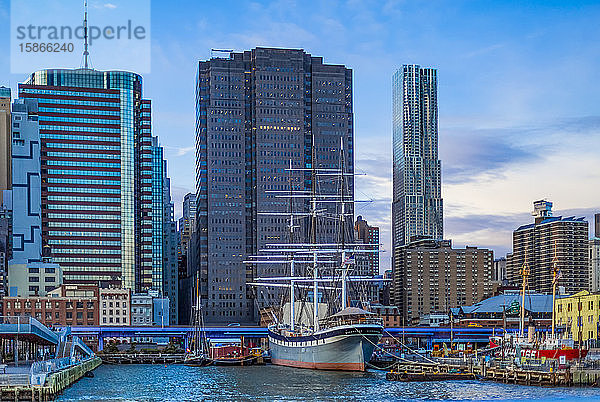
99 353 185 364
388 358 600 387
0 317 101 400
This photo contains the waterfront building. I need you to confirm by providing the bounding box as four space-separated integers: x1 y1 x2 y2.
455 291 552 329
99 288 131 326
0 87 11 206
367 304 402 327
17 68 157 292
555 290 600 343
392 65 443 249
590 214 600 293
193 47 354 323
131 293 153 326
3 284 99 327
392 238 494 324
506 200 589 294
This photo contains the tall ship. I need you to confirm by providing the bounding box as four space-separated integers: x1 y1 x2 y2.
248 142 384 371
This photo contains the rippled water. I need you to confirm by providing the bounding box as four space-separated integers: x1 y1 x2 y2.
57 364 600 401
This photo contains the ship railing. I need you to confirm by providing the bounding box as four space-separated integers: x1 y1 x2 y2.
322 317 383 328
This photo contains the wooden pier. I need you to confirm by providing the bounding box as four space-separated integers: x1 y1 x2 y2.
0 356 102 401
99 353 185 364
388 359 600 387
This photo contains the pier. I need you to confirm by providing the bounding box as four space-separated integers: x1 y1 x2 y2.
0 317 101 401
387 358 600 387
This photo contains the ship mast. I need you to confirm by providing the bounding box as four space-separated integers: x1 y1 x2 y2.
520 256 530 339
551 241 559 339
339 137 348 310
311 131 319 331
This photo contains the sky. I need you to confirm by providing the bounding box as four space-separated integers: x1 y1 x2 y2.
1 0 599 271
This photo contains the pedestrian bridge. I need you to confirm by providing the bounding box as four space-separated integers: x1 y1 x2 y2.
0 316 59 345
67 325 502 351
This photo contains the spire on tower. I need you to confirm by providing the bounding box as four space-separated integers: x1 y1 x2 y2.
83 0 90 69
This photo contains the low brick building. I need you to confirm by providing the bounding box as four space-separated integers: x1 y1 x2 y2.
2 284 99 327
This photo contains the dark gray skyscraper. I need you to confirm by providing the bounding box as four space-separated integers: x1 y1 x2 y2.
194 47 354 323
392 65 443 248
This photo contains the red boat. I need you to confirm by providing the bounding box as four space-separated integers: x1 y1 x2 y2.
490 336 587 361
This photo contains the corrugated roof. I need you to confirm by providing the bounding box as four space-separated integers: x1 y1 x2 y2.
460 292 552 314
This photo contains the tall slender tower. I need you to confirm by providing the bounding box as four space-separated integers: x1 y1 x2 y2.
392 65 443 248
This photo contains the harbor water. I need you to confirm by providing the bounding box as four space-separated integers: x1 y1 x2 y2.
57 364 600 401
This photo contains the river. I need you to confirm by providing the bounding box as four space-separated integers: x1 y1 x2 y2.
57 364 600 401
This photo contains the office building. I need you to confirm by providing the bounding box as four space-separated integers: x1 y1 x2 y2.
9 98 61 296
590 214 600 292
392 238 494 324
392 65 443 249
17 68 159 292
354 215 380 276
506 200 589 294
179 193 196 260
0 86 11 206
193 47 354 323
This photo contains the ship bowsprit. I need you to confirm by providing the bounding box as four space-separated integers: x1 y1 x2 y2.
268 324 383 371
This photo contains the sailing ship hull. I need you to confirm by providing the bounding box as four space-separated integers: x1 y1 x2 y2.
268 324 382 371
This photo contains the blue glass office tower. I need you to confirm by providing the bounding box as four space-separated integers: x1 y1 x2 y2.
18 68 157 292
392 65 443 248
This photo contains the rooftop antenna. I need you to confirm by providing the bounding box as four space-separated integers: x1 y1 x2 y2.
82 0 91 69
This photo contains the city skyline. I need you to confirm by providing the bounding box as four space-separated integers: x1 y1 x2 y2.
1 0 599 269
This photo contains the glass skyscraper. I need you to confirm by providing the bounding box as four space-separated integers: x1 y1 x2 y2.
192 48 354 323
17 68 172 293
392 65 443 248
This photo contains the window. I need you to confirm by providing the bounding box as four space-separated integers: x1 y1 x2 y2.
76 302 83 309
29 277 40 282
87 312 93 318
28 267 39 274
45 277 55 283
77 312 83 319
66 312 72 318
103 317 106 323
44 267 55 274
116 317 120 323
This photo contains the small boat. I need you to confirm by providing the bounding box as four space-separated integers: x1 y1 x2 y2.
208 338 261 366
386 371 476 382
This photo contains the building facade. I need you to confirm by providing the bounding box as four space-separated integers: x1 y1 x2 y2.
506 200 589 294
590 214 600 293
493 258 507 282
354 215 380 276
99 288 131 326
193 47 354 323
393 238 494 324
392 65 443 249
131 293 153 326
0 86 11 206
3 284 99 327
555 291 600 343
16 68 167 293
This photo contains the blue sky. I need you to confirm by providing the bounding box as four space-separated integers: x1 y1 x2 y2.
1 0 599 270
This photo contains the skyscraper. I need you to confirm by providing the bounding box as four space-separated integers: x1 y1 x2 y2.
392 65 443 248
16 68 162 292
506 200 589 294
0 87 11 206
193 47 354 323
